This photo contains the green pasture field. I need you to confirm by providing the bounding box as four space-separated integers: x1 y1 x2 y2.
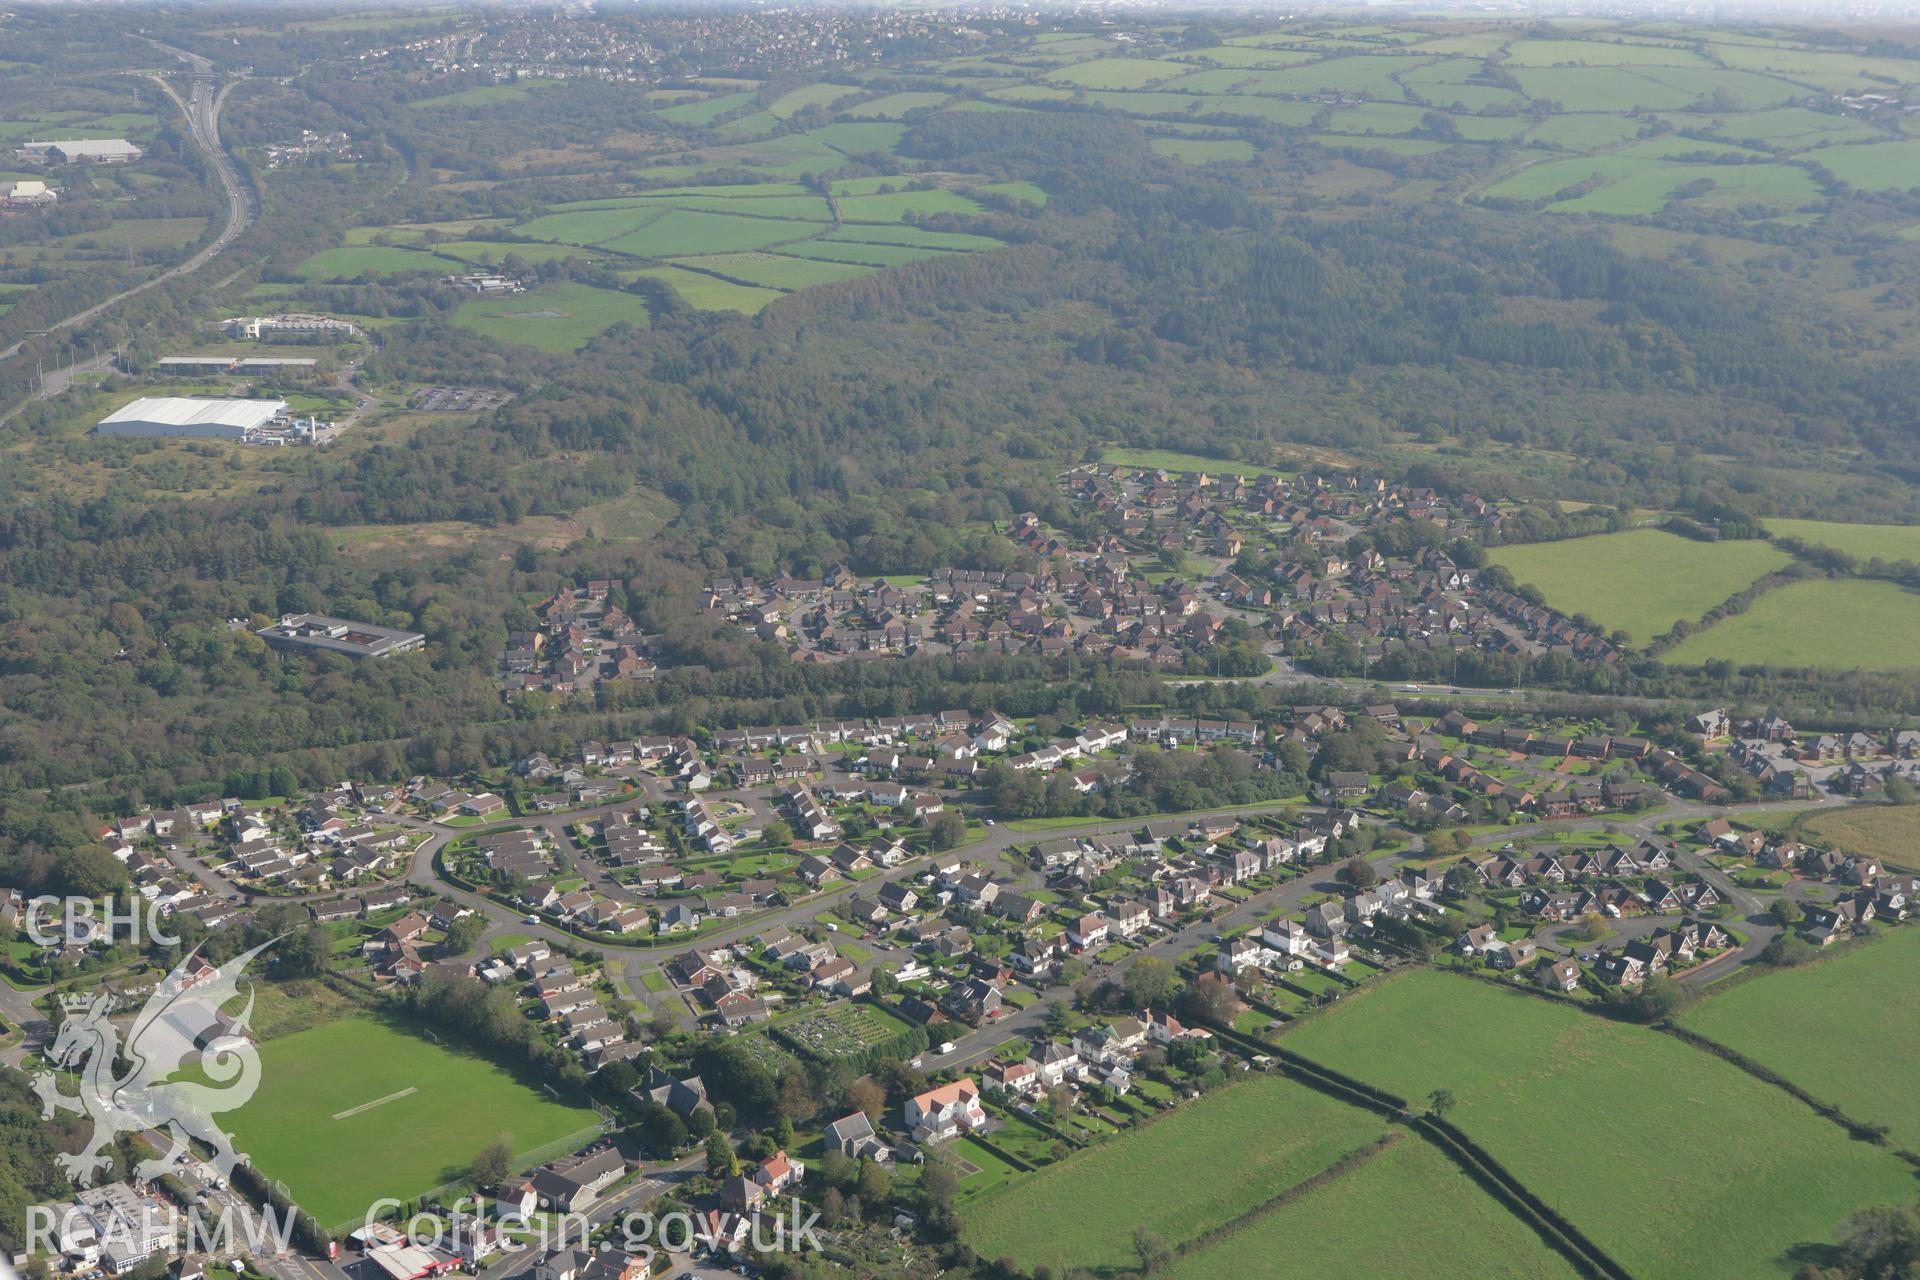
655 90 757 126
452 281 648 352
620 265 783 314
1100 446 1286 477
1800 806 1920 870
1523 114 1647 149
1503 38 1709 66
1683 928 1920 1149
837 91 952 119
1510 67 1698 112
1553 161 1821 214
206 1015 597 1231
409 84 540 110
1323 101 1433 134
1634 66 1818 109
1763 517 1920 562
835 189 984 221
1482 155 1654 201
1163 1135 1580 1280
1284 971 1917 1280
631 193 834 221
511 205 657 246
986 85 1077 104
1044 57 1191 89
1229 55 1437 98
1804 139 1920 192
767 82 861 118
672 252 873 290
1156 68 1271 94
602 210 812 258
708 110 779 141
1175 45 1319 68
294 245 450 281
1413 84 1531 111
1707 106 1887 148
1151 137 1256 163
1658 579 1920 671
1710 44 1920 95
963 1073 1385 1273
808 122 907 155
431 240 603 267
777 240 956 267
1615 135 1766 160
981 180 1049 204
817 222 994 251
1487 528 1791 642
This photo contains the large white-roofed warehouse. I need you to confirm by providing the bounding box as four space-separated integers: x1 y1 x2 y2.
96 396 287 439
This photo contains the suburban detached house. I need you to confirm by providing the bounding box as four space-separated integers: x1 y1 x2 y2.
905 1079 986 1143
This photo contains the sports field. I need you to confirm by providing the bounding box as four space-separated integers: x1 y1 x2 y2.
1683 928 1920 1150
452 281 649 352
1659 579 1920 671
1283 971 1916 1279
218 1015 598 1230
1488 529 1791 643
1162 1136 1580 1280
1763 518 1920 564
963 1073 1384 1272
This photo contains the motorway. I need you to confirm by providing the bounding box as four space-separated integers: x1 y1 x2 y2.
0 42 252 378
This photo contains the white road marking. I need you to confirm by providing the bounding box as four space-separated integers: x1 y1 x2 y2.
331 1086 417 1120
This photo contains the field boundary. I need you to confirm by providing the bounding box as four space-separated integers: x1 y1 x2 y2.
1207 1012 1634 1280
1656 1022 1920 1167
1174 1129 1403 1257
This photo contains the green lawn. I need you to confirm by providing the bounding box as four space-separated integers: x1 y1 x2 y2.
1283 971 1916 1280
964 1073 1383 1272
1659 579 1920 671
207 1015 598 1230
1682 928 1920 1150
452 281 649 352
1487 529 1791 643
1164 1135 1580 1280
1764 518 1920 563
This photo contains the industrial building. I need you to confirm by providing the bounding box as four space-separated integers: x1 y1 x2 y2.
155 356 319 374
155 356 236 373
258 613 426 659
96 396 287 440
0 178 56 206
222 314 358 341
19 138 143 164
